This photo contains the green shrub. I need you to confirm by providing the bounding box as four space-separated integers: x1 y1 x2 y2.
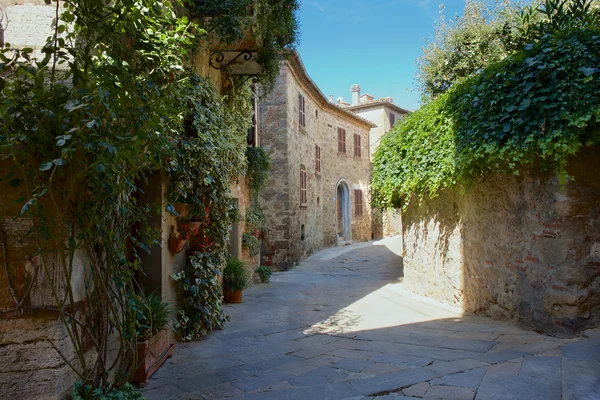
72 382 145 400
255 265 272 283
373 25 600 209
224 257 249 291
132 294 170 342
171 253 229 340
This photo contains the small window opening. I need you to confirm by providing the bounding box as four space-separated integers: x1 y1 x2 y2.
301 224 305 241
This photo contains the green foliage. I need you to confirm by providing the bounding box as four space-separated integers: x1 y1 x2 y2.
255 265 272 283
417 0 600 101
224 257 249 291
373 24 600 209
171 253 229 341
71 382 144 400
0 0 263 392
417 0 526 101
246 146 272 195
186 0 300 91
372 93 457 209
242 232 261 252
166 75 251 341
0 0 196 392
132 294 170 342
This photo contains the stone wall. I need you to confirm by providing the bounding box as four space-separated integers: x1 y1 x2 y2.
402 151 600 336
260 58 373 270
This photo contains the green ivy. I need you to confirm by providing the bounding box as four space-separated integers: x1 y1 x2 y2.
171 253 229 341
185 0 300 92
373 26 600 209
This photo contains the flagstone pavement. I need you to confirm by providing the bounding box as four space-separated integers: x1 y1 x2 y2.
141 237 600 400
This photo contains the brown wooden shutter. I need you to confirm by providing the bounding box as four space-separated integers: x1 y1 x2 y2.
354 189 363 216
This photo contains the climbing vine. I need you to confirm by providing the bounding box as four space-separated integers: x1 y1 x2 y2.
0 0 289 396
167 76 253 341
242 146 271 254
373 3 600 209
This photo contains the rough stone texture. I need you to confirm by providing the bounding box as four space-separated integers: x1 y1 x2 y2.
259 57 373 270
141 240 592 400
402 152 600 336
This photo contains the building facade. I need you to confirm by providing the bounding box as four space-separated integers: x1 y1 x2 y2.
259 52 375 270
343 86 410 162
339 86 410 238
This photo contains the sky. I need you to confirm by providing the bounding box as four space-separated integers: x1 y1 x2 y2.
296 0 466 111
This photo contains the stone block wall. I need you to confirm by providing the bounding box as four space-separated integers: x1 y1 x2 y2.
259 58 373 270
402 151 600 336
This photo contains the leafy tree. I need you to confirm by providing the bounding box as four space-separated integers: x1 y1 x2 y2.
416 0 600 102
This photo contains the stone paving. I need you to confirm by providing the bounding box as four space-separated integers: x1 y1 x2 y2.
141 237 600 400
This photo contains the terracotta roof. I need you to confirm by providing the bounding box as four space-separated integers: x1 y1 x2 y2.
345 99 411 115
285 51 377 129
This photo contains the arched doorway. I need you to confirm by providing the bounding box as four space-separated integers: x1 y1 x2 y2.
336 179 351 242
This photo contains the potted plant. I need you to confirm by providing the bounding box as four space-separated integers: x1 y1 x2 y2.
223 257 249 303
132 294 174 386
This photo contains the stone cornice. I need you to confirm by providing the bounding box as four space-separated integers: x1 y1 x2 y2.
284 51 376 130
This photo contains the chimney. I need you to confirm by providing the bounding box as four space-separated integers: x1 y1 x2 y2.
350 84 360 106
337 97 344 106
384 97 394 104
328 94 334 104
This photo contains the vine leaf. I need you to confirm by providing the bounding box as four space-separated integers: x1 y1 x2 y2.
40 162 53 171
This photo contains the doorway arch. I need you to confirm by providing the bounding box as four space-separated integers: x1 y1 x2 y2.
335 179 352 242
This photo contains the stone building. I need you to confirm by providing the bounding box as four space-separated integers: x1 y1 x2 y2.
338 86 410 238
259 51 376 270
341 86 410 162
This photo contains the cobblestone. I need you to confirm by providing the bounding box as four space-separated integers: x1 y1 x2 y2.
140 238 597 399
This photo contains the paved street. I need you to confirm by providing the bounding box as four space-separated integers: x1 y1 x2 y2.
142 238 600 400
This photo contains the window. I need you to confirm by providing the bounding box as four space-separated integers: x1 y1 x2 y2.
337 127 346 153
315 145 321 173
298 93 306 129
354 133 361 158
390 112 396 128
354 189 363 216
300 166 307 206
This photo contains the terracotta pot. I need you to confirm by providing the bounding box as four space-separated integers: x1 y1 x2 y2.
173 202 190 218
169 238 187 255
133 328 174 386
178 221 202 239
226 289 243 303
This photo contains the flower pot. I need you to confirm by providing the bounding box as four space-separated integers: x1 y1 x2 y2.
178 221 202 239
169 238 187 255
226 289 243 303
133 328 174 386
173 202 190 218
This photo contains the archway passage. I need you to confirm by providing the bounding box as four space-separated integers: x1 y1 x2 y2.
336 180 351 243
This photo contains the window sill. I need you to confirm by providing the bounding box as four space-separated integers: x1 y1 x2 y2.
300 204 308 209
315 171 321 177
299 126 307 134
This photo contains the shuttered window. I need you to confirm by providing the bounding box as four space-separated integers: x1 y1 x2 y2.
298 93 306 129
300 166 307 205
354 133 361 158
315 145 321 173
337 128 346 153
390 112 396 128
354 189 363 216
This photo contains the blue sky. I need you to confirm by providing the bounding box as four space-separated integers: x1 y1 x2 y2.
296 0 466 111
